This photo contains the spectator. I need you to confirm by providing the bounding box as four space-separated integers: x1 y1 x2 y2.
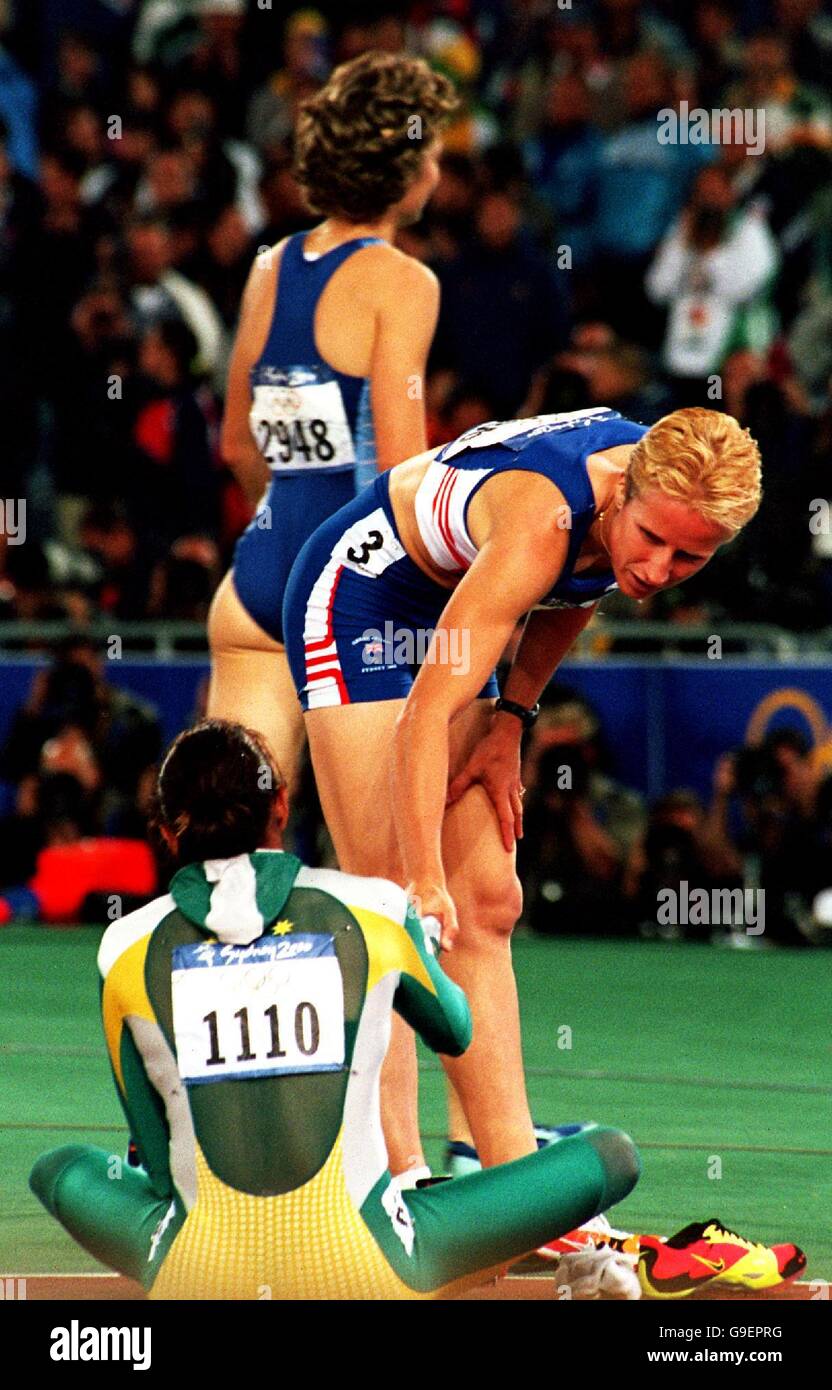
518 691 647 935
255 142 314 245
624 788 738 942
124 211 226 377
164 86 265 233
728 30 832 156
533 322 674 422
519 744 631 937
523 693 648 864
523 71 603 273
78 503 153 621
700 732 830 945
0 1 38 179
0 638 162 835
146 535 222 624
591 50 713 342
687 2 746 111
433 187 569 415
245 9 330 156
126 317 221 553
49 279 138 525
645 165 779 406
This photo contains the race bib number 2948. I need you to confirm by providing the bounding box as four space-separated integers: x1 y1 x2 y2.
249 371 355 472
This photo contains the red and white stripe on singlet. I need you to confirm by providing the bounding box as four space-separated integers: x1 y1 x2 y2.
413 459 492 576
302 558 350 709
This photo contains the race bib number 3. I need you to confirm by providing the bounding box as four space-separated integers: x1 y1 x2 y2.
332 507 405 578
172 935 345 1084
249 367 355 472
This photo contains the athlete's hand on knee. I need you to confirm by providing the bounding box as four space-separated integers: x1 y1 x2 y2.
407 881 459 953
447 727 524 853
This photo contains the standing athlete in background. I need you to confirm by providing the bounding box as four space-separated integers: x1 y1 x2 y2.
208 52 455 793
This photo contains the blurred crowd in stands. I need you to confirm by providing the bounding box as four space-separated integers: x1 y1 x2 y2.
1 0 832 631
2 0 832 940
517 688 832 946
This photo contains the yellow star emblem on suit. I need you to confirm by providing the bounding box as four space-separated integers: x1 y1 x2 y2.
273 919 293 936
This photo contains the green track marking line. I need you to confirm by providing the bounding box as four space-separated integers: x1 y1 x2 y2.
0 1124 127 1134
0 1045 101 1057
419 1060 832 1097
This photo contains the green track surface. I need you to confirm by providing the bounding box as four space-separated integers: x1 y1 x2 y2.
2 927 830 1279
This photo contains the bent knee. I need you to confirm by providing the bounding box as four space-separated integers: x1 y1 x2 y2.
586 1126 641 1207
456 873 523 940
30 1144 92 1215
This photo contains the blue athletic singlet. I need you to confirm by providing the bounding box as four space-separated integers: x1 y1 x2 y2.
232 232 384 642
427 408 648 607
283 409 649 710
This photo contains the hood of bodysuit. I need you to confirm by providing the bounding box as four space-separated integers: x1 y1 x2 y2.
169 850 303 945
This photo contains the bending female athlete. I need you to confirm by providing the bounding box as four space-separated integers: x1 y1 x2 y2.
30 720 640 1300
208 51 455 791
283 406 762 1180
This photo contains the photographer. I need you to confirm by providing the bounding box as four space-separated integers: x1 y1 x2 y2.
0 636 162 835
645 166 778 407
625 789 738 942
701 731 829 944
519 698 645 936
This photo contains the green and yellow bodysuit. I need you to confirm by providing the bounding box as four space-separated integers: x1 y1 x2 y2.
31 850 639 1299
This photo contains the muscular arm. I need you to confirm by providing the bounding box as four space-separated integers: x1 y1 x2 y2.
447 604 600 850
220 249 277 506
393 502 568 896
99 947 175 1201
370 258 440 471
502 605 598 709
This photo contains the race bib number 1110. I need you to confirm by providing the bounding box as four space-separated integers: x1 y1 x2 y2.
171 935 345 1084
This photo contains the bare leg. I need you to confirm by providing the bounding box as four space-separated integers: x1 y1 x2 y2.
441 701 536 1167
207 571 306 796
446 1081 475 1148
305 703 425 1175
305 698 535 1173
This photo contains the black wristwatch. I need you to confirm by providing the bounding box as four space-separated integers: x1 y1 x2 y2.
495 696 541 730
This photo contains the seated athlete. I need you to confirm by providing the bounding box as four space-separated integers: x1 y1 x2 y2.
30 720 640 1300
282 407 762 1187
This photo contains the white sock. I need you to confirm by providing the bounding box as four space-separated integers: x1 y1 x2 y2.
390 1165 432 1191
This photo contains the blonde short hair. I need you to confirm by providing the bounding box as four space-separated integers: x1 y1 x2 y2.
626 408 762 534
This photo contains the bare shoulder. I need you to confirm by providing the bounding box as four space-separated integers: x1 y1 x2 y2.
242 238 287 305
231 240 287 359
353 242 439 303
468 469 573 549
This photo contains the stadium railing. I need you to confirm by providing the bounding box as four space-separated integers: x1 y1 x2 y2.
0 619 822 660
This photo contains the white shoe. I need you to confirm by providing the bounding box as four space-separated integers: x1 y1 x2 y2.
554 1247 642 1300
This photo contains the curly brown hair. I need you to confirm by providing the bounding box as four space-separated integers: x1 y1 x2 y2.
293 52 458 223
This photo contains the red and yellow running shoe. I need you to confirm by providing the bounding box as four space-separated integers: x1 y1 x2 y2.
538 1213 643 1263
638 1219 806 1299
